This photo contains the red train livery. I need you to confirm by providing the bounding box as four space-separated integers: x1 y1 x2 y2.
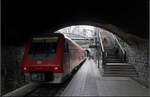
21 33 87 83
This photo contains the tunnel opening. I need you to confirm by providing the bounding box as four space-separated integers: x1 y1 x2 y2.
2 22 149 95
2 0 149 95
51 24 149 88
53 24 129 65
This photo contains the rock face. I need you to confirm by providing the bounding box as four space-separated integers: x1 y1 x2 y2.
2 44 27 95
123 38 149 88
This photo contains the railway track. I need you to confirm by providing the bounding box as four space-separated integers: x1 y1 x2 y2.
2 73 74 97
2 74 74 97
26 83 68 96
26 62 83 97
2 82 41 97
2 59 85 97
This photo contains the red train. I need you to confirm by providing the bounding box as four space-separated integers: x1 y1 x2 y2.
21 33 87 83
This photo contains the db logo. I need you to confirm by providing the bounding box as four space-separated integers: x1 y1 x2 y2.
37 60 42 64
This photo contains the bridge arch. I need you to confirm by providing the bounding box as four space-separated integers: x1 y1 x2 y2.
47 20 148 46
47 20 149 87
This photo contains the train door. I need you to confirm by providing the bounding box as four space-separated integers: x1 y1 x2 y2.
63 39 70 75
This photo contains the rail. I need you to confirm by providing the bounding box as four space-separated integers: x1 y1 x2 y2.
2 83 40 97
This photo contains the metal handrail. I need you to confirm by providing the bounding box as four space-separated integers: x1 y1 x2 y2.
111 34 126 61
98 31 105 67
99 32 105 53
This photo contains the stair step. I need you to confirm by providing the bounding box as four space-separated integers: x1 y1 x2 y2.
105 59 123 62
104 67 135 70
106 55 121 57
106 53 116 55
106 56 120 58
104 71 137 74
103 71 137 74
103 74 138 77
105 61 123 63
104 66 135 69
105 63 130 65
105 58 122 60
105 59 122 61
104 69 136 71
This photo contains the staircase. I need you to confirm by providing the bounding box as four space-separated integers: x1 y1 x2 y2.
100 32 138 77
102 49 138 77
104 48 124 63
103 63 138 77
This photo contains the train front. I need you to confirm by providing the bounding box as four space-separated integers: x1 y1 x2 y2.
21 34 65 83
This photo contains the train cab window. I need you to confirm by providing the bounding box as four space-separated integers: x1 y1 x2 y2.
27 37 58 60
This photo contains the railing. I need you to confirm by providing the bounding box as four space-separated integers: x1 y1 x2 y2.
98 31 105 68
111 34 126 62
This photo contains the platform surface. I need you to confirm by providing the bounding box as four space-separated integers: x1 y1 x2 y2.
61 59 149 96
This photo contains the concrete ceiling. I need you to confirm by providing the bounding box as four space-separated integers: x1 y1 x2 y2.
2 0 149 45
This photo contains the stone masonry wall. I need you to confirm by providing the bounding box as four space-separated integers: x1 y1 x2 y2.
2 44 26 95
99 24 149 88
124 39 149 88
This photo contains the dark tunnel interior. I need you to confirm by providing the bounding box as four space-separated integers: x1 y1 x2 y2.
2 0 149 45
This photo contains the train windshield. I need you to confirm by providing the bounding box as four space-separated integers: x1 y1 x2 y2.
27 37 58 60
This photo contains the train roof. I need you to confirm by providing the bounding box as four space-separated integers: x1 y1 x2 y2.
31 33 64 37
30 33 84 50
64 34 83 50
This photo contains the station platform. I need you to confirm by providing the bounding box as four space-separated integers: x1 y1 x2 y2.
61 59 149 96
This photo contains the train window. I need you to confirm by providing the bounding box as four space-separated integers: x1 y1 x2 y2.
27 37 58 60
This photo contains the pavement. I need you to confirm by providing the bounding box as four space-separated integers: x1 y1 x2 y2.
61 59 149 96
